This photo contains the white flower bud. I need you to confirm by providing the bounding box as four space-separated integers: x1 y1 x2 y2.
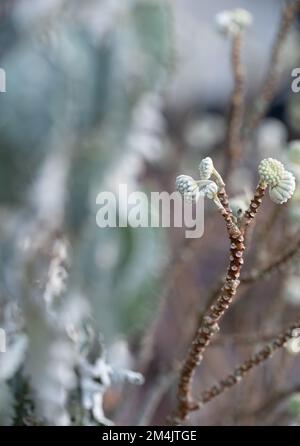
233 9 253 28
285 329 300 355
230 196 249 222
269 170 296 204
199 157 214 180
258 158 285 187
215 10 238 35
215 9 252 36
199 180 218 199
176 175 199 203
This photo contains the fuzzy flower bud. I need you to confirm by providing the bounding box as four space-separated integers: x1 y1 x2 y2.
199 157 214 180
230 195 249 222
269 171 296 204
258 158 296 204
199 180 218 200
176 175 199 203
215 9 253 36
258 158 285 187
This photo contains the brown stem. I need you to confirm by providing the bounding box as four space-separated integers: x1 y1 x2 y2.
225 32 245 177
241 183 267 236
170 184 267 425
196 226 299 333
191 318 300 410
218 185 232 215
245 0 300 135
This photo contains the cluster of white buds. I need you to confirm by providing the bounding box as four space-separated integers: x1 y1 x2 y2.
176 175 200 204
258 158 296 204
176 157 223 208
200 181 218 200
215 8 253 36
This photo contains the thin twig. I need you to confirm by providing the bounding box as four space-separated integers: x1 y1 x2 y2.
196 226 299 331
256 205 283 245
225 32 246 177
241 183 267 236
218 184 232 214
242 230 300 284
190 318 300 411
245 0 300 135
239 385 300 422
211 330 285 347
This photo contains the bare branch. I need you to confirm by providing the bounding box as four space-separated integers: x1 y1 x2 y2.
225 32 246 176
170 184 266 425
242 230 300 284
246 0 300 134
192 318 300 410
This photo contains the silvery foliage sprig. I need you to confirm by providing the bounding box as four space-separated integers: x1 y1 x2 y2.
0 303 27 426
0 0 171 427
0 230 145 426
79 348 144 426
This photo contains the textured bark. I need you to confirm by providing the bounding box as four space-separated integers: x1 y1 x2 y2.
170 184 267 425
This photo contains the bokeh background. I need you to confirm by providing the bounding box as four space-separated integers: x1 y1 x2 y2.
0 0 300 426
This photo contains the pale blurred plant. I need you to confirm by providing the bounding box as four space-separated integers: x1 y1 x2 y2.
288 393 300 425
0 0 173 427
